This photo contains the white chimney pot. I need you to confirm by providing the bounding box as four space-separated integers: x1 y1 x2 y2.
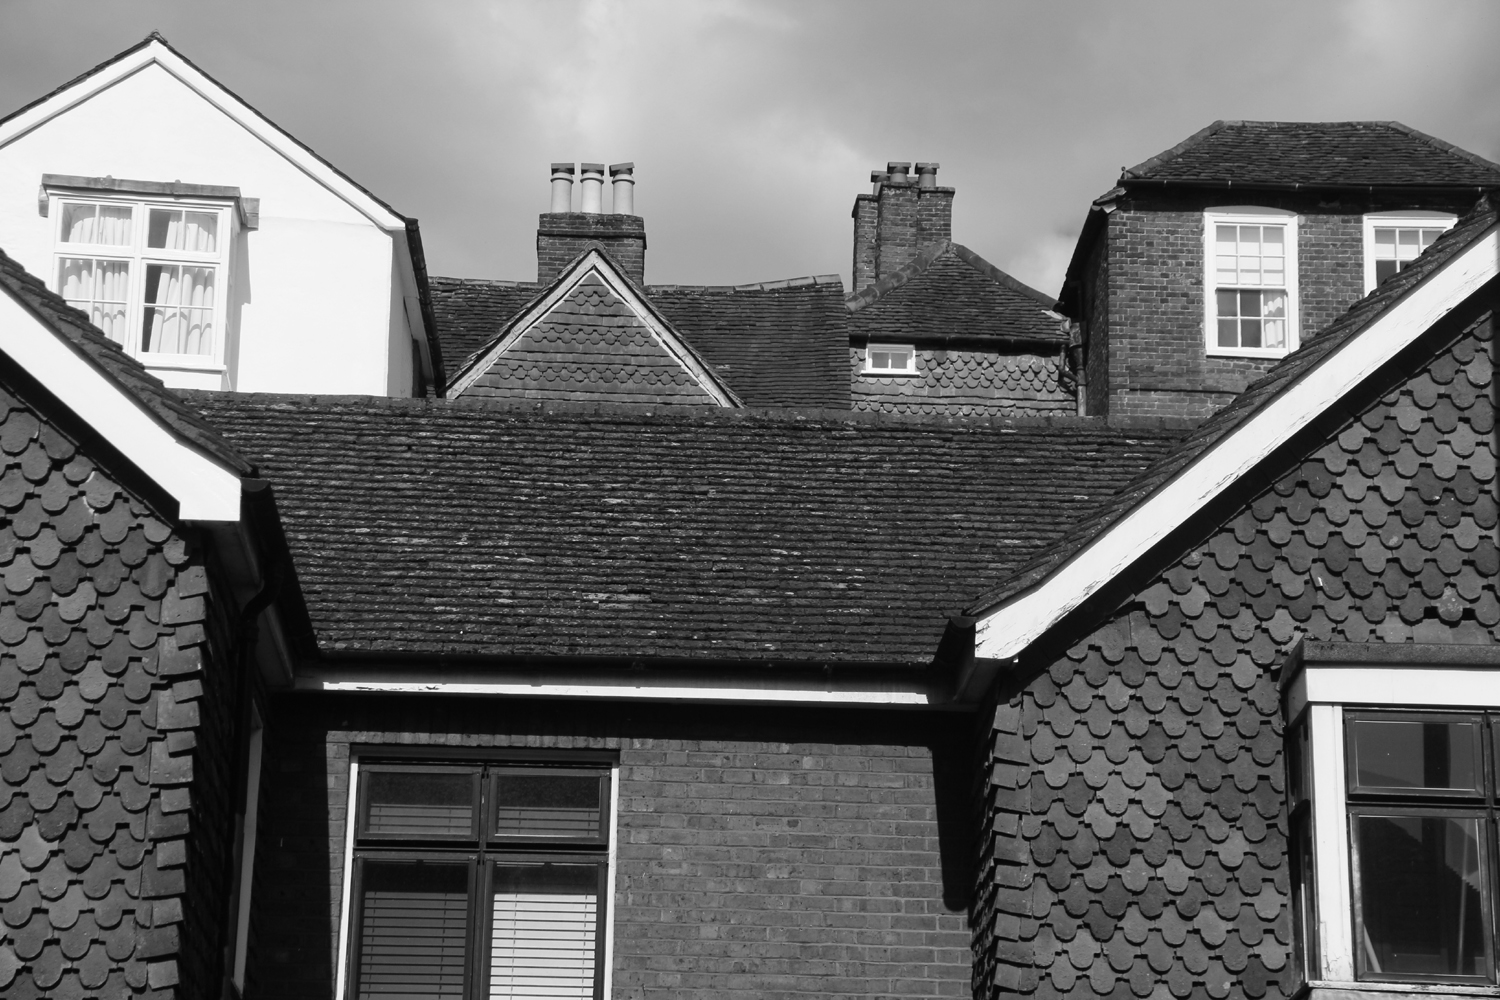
609 162 635 216
579 163 605 214
549 163 575 213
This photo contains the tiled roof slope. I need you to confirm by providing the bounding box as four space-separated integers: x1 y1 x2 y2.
461 272 728 406
847 242 1067 344
1124 120 1500 188
429 277 542 379
968 196 1499 616
648 278 849 408
851 348 1073 416
0 248 250 475
432 274 849 408
184 394 1182 663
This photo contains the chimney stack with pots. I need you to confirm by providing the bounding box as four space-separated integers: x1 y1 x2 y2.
537 161 647 284
850 160 954 293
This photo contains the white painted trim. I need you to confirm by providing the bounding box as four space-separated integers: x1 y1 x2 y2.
1363 212 1459 294
448 250 739 406
0 288 242 520
1303 666 1500 709
602 764 620 1000
1309 704 1354 981
299 675 937 707
231 710 264 991
975 221 1500 661
864 343 917 375
333 757 360 1000
0 40 405 230
1203 206 1300 359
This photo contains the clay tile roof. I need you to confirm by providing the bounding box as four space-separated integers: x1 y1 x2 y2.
183 394 1181 664
1123 120 1500 188
0 247 250 474
967 195 1499 618
430 274 851 408
846 242 1066 345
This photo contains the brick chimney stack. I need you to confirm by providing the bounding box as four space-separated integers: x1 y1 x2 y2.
537 161 647 284
851 161 954 293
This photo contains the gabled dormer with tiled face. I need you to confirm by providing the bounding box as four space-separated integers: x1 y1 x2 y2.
0 34 441 395
1057 121 1500 422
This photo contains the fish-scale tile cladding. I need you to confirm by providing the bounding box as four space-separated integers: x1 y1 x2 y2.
0 377 231 999
851 348 1073 415
463 273 723 405
975 305 1497 1000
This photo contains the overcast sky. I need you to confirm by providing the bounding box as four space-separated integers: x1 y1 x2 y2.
3 1 1499 296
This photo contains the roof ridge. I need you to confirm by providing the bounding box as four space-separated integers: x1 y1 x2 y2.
648 274 843 294
843 241 951 312
948 243 1060 309
1379 120 1500 179
431 276 539 289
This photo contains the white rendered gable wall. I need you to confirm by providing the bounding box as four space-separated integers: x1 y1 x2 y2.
0 58 415 395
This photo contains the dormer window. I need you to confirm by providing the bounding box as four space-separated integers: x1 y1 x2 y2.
1203 208 1299 359
43 176 253 382
865 343 916 375
1364 212 1456 292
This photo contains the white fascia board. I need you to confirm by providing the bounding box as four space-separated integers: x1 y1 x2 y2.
0 290 242 521
449 250 739 406
0 41 406 231
976 223 1500 661
1301 666 1500 709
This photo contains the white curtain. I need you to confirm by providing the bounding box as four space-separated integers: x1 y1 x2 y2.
148 209 217 252
58 257 131 344
143 264 215 355
61 204 132 246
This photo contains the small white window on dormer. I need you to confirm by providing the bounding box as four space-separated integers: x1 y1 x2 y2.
865 344 916 375
45 176 250 378
1204 208 1299 359
1363 212 1456 293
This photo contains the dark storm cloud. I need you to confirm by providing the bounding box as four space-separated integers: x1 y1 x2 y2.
2 1 1498 295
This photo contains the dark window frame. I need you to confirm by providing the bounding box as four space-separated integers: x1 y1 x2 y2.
346 752 613 1000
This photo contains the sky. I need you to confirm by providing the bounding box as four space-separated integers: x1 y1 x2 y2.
2 1 1499 297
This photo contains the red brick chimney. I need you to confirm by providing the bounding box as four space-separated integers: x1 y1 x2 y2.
851 161 954 292
537 161 647 284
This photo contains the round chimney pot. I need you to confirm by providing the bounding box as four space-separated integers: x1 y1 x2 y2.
549 163 576 213
885 162 911 183
915 162 940 189
579 164 606 214
610 163 636 215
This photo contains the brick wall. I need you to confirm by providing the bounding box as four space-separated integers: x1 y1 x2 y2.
1083 232 1110 416
849 345 1073 415
0 366 241 999
851 180 955 293
852 194 879 293
538 214 648 284
248 695 974 1000
974 298 1499 1000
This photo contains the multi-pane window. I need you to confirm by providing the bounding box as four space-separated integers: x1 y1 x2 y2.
1204 210 1297 357
52 196 228 364
349 762 611 1000
1344 710 1495 983
1363 215 1456 292
865 344 916 375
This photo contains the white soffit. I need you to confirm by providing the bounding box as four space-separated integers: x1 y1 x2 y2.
449 249 740 406
0 39 406 231
975 222 1500 661
0 290 242 521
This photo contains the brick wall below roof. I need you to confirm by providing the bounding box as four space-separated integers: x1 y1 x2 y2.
1084 232 1110 416
850 346 1073 415
538 213 647 284
0 370 238 1000
976 303 1498 1000
249 695 974 1000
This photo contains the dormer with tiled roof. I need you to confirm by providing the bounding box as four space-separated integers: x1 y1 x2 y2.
1056 120 1500 422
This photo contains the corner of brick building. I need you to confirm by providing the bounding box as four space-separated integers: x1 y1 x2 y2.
0 362 247 1000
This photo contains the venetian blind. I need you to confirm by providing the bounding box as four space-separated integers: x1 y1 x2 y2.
488 866 599 1000
357 863 469 999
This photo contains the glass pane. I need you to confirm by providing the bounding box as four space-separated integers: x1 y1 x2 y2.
490 864 599 1000
1354 814 1487 979
148 208 218 252
60 203 131 246
1421 229 1443 249
1348 718 1480 793
1239 290 1262 318
363 771 475 837
1376 259 1400 285
1217 319 1237 347
1216 289 1238 318
1263 226 1284 252
58 257 130 344
141 264 216 355
1374 228 1397 249
1398 229 1420 249
1241 319 1262 349
357 861 469 999
870 351 889 369
493 773 603 839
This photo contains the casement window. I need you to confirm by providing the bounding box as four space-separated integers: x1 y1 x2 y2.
1363 212 1456 293
342 759 613 1000
43 176 251 375
1204 208 1299 358
865 343 917 375
1284 650 1500 989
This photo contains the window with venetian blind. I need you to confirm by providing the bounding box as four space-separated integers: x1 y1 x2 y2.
348 761 611 1000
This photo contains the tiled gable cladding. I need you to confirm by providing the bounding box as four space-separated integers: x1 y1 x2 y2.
850 348 1073 415
0 375 233 998
975 307 1499 1000
463 273 722 405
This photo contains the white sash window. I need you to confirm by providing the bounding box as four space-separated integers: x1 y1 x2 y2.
1204 208 1299 359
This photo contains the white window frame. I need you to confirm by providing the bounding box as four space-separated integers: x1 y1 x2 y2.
864 343 918 376
1363 211 1458 294
333 753 621 1000
1203 207 1299 360
47 189 235 374
1285 661 1500 990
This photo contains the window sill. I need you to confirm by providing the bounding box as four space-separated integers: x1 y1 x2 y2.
861 370 921 378
1303 980 1500 999
1204 346 1294 360
139 355 226 374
